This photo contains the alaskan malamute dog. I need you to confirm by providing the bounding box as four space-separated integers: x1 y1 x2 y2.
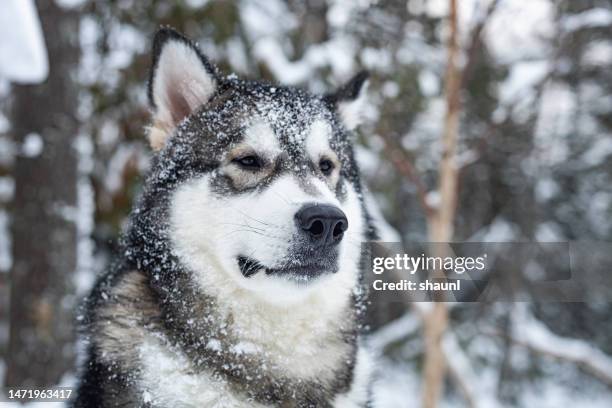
75 28 375 408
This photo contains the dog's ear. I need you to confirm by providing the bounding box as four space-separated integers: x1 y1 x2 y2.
324 71 370 131
147 28 219 150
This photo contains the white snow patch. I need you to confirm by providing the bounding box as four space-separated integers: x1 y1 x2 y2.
0 211 11 272
581 137 612 166
486 0 554 63
21 132 44 158
425 190 441 209
240 0 297 39
532 82 576 165
381 81 400 98
418 70 439 97
0 0 48 83
55 0 87 8
185 0 211 9
355 145 379 178
499 60 549 104
475 217 518 241
425 0 448 18
73 134 95 295
582 41 612 66
371 359 420 408
360 47 392 72
535 222 564 242
0 177 15 203
562 8 612 32
367 313 420 352
535 178 560 202
364 190 402 243
253 36 356 85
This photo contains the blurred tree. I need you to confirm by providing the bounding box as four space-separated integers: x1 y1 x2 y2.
5 0 80 387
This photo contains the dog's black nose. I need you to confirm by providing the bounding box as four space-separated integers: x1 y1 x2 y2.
295 204 348 245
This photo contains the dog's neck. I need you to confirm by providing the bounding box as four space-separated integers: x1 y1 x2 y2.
97 263 358 406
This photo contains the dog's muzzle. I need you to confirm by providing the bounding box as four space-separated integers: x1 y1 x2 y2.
236 203 347 281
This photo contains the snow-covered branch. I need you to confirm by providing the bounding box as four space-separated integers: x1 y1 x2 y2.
368 312 421 353
509 306 612 387
443 332 501 408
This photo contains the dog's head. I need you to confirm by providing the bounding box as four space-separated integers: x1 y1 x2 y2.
143 28 370 304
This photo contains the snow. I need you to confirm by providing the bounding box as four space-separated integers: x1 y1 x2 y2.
425 0 448 18
534 82 575 163
253 38 311 85
364 190 402 242
519 380 612 408
0 177 14 203
0 211 11 272
425 190 441 209
0 0 48 83
581 137 612 167
443 332 501 408
185 0 211 9
225 38 249 74
535 222 564 241
73 134 96 295
326 0 373 29
56 0 87 8
0 112 9 134
511 305 612 388
253 36 357 85
381 81 400 99
472 217 518 241
418 70 440 97
21 132 44 158
104 144 139 194
360 47 393 73
582 41 612 66
561 8 612 32
499 60 549 105
355 145 380 177
240 0 297 39
242 0 365 87
486 0 554 63
371 359 421 408
367 312 420 352
535 178 560 202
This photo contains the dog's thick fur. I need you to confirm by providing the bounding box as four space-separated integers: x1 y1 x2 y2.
75 28 376 408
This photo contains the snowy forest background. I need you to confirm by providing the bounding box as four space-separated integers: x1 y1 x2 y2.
0 0 611 407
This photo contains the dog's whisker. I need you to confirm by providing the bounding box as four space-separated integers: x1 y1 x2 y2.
272 190 294 206
217 222 267 232
225 205 286 230
221 228 287 242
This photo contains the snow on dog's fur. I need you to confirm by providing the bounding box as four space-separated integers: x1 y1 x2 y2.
75 28 376 408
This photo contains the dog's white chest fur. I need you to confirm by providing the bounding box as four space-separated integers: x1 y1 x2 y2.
137 335 373 408
138 337 267 408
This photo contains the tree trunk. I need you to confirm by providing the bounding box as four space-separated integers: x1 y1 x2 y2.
5 0 80 387
422 0 461 407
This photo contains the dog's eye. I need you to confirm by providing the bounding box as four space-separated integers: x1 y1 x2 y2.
319 159 335 176
233 155 262 170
